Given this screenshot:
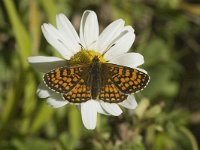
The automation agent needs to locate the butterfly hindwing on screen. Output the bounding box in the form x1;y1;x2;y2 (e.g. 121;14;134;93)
99;77;128;103
63;77;91;103
43;65;89;93
102;63;150;94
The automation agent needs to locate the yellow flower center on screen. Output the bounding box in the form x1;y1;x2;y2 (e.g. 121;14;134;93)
67;49;106;66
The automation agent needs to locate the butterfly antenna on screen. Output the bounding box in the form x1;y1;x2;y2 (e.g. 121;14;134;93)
79;43;94;58
79;43;85;50
102;43;115;57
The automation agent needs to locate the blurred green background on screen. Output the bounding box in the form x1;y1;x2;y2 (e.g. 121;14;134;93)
0;0;200;149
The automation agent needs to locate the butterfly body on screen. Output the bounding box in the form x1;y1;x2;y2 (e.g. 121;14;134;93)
88;56;102;99
43;56;150;103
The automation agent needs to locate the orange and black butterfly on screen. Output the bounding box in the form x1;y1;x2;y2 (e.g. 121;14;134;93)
43;56;150;103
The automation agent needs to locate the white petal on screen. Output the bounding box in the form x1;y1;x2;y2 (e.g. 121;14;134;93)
104;26;135;60
76;104;81;112
108;53;144;68
56;14;80;53
97;19;125;53
41;24;74;59
80;10;99;50
120;95;138;109
94;100;110;115
47;94;69;108
76;100;110;115
36;82;52;98
100;101;122;116
81;100;97;130
28;56;67;72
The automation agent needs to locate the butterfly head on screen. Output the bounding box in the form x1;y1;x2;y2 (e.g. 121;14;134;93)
91;56;102;69
92;56;100;62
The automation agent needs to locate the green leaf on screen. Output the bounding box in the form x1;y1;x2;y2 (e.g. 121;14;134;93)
144;105;162;119
12;138;51;150
20;72;37;134
40;0;58;25
179;126;199;150
135;98;150;119
3;0;31;69
68;105;82;139
29;0;41;54
30;103;54;133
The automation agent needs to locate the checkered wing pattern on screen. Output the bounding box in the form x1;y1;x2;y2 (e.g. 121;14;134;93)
103;63;150;94
63;78;91;103
43;65;89;93
99;78;128;103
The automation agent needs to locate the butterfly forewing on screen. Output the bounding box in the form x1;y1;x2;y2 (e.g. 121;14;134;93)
43;65;89;93
103;63;150;94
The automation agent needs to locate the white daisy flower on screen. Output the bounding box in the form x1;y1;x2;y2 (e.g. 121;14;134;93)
28;10;148;130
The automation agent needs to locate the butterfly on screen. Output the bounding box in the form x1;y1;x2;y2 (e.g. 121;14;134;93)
43;56;150;103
